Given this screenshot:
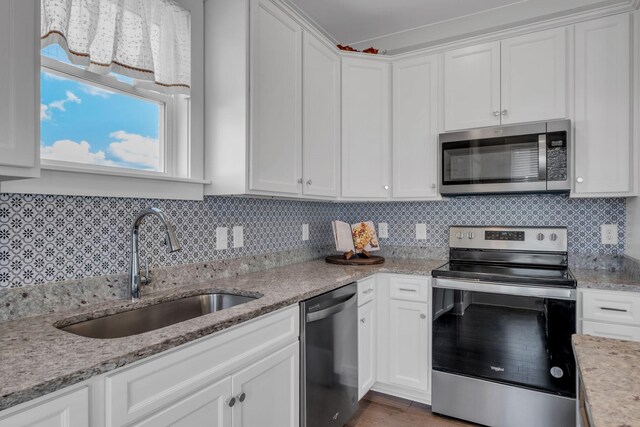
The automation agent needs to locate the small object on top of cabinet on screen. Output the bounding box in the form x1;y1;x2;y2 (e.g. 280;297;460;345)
325;255;385;265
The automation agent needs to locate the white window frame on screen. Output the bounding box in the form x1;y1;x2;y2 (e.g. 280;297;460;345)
40;56;177;179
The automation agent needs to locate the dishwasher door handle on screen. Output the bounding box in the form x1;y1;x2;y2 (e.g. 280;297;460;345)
306;293;358;323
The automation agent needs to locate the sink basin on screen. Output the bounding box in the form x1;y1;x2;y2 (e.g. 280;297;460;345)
59;293;259;339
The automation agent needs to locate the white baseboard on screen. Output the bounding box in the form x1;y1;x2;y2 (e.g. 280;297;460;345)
369;382;431;405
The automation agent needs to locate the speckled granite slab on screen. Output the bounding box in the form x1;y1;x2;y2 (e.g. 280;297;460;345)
573;335;640;427
574;269;640;292
0;258;443;411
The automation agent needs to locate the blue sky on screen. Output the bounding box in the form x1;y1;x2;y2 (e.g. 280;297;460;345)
40;45;162;171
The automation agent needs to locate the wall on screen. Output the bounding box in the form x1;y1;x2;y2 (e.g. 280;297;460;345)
0;193;334;289
338;194;626;255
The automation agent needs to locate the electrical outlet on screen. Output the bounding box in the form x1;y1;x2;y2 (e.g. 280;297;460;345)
302;224;309;241
416;223;427;240
233;226;244;248
216;227;228;250
378;223;389;239
601;224;619;245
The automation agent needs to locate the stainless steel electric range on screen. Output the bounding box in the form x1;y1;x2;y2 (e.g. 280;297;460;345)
431;226;576;427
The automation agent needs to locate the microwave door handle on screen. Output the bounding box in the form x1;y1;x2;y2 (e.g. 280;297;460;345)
538;134;547;182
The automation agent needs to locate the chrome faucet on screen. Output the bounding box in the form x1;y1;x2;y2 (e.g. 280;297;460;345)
129;207;182;300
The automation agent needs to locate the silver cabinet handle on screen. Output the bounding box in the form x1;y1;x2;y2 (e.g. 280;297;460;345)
600;307;628;313
237;392;246;403
431;184;436;189
501;109;508;116
306;179;312;185
399;288;417;292
227;397;236;407
363;289;374;294
493;111;500;117
576;177;584;183
360;318;366;323
420;314;426;319
384;185;390;190
297;178;303;184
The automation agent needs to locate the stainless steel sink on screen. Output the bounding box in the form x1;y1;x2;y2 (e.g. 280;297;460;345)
59;293;259;339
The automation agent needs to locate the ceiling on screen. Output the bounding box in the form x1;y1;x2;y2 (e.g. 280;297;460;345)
286;0;632;52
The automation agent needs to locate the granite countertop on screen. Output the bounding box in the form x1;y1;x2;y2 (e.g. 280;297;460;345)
574;269;640;292
573;334;640;427
0;258;444;411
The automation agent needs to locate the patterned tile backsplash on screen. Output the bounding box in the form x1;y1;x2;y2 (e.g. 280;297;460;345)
0;194;335;288
0;192;627;289
337;194;626;255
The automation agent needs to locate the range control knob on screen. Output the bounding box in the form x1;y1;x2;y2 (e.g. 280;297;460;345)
537;233;545;241
549;233;558;242
456;232;465;239
468;232;475;239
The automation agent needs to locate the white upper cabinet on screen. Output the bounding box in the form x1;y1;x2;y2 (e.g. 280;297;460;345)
444;27;567;131
0;0;39;181
302;32;341;198
444;42;501;131
392;54;439;199
342;57;392;199
249;0;302;195
500;27;567;124
573;14;632;196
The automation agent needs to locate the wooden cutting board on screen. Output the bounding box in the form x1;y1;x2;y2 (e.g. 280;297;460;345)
325;255;385;266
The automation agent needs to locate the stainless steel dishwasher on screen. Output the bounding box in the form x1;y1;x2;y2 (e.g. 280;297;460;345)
300;282;358;427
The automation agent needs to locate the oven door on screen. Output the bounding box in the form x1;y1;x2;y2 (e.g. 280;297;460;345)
432;278;576;398
440;123;547;195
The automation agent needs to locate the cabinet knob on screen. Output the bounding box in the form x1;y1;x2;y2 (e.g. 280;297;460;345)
297;178;303;184
493;111;501;117
420;314;426;319
228;397;236;407
360;318;366;323
576;177;584;183
237;392;246;403
384;185;390;190
431;184;436;189
501;109;508;116
306;179;312;185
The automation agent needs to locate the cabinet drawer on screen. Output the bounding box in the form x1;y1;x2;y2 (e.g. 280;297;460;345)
390;276;430;302
106;305;298;426
0;387;88;427
581;321;640;342
581;291;640;326
358;276;376;306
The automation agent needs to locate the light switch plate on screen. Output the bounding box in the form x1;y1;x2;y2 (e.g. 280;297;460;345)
302;224;309;241
416;223;427;240
216;227;228;250
233;226;244;248
601;224;619;245
378;223;389;239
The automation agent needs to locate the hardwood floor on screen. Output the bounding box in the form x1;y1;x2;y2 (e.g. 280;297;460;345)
345;391;478;427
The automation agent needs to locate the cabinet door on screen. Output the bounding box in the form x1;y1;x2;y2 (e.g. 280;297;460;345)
232;342;299;427
342;58;391;199
249;0;302;194
392;55;439;199
0;0;38;174
132;378;232;427
574;14;631;195
302;32;340;198
358;301;376;400
582;321;640;342
444;42;501;131
501;27;567;124
0;388;88;427
388;300;429;391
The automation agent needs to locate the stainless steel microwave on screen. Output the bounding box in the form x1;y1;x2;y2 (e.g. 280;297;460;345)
439;120;571;196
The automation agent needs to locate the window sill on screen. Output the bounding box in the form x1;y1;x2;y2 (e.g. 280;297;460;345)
0;165;209;200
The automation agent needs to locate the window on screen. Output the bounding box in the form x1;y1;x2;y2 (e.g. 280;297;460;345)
40;45;172;174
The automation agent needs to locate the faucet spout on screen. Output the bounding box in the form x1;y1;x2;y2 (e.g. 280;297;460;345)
129;207;182;301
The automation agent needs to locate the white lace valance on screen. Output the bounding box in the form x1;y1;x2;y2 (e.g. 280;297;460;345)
41;0;191;95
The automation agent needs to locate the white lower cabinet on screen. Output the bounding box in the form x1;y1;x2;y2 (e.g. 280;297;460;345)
358;300;376;400
374;274;431;404
0;388;89;427
579;289;640;342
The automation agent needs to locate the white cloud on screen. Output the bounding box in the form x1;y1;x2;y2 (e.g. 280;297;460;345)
40;104;51;121
48;91;81;112
108;131;160;170
79;83;112;98
41;140;114;166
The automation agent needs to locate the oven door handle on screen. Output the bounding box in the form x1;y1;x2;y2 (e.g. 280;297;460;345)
433;278;576;300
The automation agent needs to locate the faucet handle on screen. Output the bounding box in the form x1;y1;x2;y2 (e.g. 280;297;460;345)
140;258;150;286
